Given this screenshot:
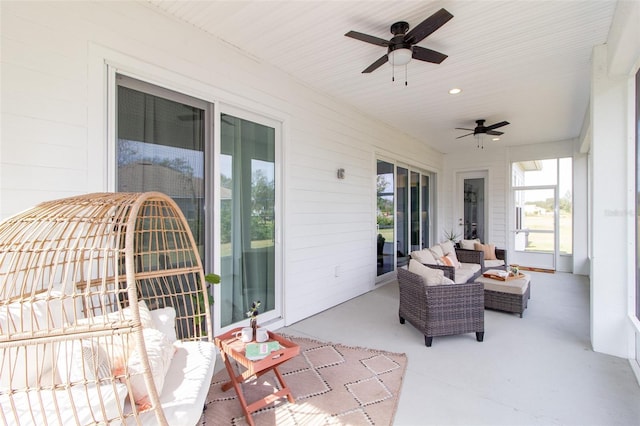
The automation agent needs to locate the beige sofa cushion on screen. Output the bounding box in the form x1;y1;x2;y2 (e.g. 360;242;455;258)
411;249;439;265
408;260;452;285
429;244;445;259
477;275;530;295
439;240;456;255
460;239;481;250
452;263;481;284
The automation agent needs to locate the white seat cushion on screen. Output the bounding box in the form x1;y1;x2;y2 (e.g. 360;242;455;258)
1;383;128;425
126;340;216;425
453;263;481;284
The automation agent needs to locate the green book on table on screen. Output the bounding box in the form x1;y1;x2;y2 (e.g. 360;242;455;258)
245;341;281;361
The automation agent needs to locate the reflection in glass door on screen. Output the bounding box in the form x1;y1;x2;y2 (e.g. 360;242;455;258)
376;161;395;276
220;114;276;327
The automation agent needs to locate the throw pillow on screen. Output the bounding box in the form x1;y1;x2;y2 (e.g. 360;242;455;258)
408;259;445;286
56;339;111;383
122;327;176;411
410;249;438;265
460;239;480;250
149;306;177;343
439;240;455;255
75;300;155;374
440;253;461;269
474;242;497;260
428;244;444;259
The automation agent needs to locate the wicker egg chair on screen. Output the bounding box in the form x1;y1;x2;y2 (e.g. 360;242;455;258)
0;192;216;425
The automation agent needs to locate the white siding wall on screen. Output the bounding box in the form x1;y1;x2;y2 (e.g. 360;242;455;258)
0;2;443;325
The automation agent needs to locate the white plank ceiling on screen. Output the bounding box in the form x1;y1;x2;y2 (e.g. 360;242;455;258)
146;0;617;154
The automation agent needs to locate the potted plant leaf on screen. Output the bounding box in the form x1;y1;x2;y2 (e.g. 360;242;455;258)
193;272;220;335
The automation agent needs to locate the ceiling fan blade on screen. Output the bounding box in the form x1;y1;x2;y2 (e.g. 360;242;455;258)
362;54;389;73
455;127;474;131
456;132;474;139
404;8;454;44
412;46;447;64
486;130;504;136
485;121;510;131
345;31;390;47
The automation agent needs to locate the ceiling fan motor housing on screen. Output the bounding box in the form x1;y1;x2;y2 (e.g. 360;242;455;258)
474;119;486;134
390;21;409;36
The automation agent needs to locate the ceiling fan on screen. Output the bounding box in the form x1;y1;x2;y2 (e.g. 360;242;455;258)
345;8;453;76
456;119;510;148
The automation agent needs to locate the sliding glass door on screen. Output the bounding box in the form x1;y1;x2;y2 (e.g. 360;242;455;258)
115;75;281;333
376;159;434;278
220;112;278;327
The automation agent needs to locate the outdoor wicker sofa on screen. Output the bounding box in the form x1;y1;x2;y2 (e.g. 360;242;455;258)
0;192;215;425
409;241;483;284
455;247;508;272
397;268;484;347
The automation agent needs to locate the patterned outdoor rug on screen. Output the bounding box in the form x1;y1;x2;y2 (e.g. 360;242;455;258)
198;335;407;425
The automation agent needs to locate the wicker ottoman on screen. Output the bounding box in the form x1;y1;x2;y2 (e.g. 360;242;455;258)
476;274;531;318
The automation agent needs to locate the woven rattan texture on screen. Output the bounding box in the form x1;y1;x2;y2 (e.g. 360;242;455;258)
0;192;212;425
397;268;484;346
484;285;531;318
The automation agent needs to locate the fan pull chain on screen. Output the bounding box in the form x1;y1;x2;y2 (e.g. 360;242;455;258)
405;65;408;86
392;64;395;82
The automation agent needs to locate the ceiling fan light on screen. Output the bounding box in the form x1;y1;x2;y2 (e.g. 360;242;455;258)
388;48;412;66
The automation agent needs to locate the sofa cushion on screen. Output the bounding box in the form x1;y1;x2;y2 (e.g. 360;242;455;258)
460;238;481;250
408;260;449;285
440;253;460;269
475;242;497;260
126;340;216;425
410;249;438;265
440;240;456;255
125;328;176;411
429;244;445;259
452;263;482;284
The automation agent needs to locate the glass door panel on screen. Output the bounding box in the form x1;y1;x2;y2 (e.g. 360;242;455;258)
463;178;485;241
421;175;430;247
220;114;275;327
514;188;555;252
116;83;206;261
396;167;409;267
410;171;420;252
376;161;395;276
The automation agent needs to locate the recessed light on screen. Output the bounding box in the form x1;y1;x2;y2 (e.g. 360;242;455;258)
448;88;462;95
492;137;500;141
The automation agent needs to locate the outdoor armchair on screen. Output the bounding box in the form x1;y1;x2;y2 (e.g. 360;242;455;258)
397;268;484;347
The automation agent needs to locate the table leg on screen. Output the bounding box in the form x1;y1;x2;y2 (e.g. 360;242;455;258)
219;351;255;426
273;366;295;404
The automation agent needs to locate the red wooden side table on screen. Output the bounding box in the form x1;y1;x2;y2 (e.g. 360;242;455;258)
214;327;300;426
